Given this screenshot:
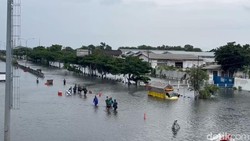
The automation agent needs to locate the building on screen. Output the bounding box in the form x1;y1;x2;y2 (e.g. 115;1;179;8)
76;49;122;58
139;52;203;69
121;50;204;69
103;50;122;58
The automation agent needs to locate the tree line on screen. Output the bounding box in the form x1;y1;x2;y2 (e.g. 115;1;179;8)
13;44;151;85
214;42;250;77
119;44;202;52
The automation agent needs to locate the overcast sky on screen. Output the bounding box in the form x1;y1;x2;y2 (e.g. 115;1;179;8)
0;0;250;51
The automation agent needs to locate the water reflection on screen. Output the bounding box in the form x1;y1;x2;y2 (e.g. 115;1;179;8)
93;105;98;113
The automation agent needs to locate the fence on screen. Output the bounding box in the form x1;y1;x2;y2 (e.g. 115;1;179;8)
213;76;234;88
234;78;250;91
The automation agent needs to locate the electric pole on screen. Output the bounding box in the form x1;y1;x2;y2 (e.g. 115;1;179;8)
5;0;13;141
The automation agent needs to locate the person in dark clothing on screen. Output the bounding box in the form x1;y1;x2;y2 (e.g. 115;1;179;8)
109;97;113;107
105;96;110;108
36;78;39;84
63;79;66;85
82;87;87;96
68;87;72;93
172;120;180;133
73;84;77;94
113;99;118;111
166;93;170;98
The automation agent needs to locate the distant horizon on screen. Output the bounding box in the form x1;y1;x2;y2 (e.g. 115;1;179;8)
0;41;249;52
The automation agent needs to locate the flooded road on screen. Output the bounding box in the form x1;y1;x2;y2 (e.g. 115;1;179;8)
0;61;250;141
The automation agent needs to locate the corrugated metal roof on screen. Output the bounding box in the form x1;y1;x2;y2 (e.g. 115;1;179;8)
163;51;214;57
120;49;214;57
141;52;202;61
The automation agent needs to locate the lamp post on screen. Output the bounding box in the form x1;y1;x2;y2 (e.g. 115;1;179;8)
21;38;35;48
20;38;35;65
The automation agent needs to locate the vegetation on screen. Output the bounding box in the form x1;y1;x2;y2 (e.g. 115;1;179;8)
186;67;209;92
12;43;152;85
119;44;202;52
238;86;242;91
186;67;220;99
199;84;219;99
214;42;250;76
233;87;237;90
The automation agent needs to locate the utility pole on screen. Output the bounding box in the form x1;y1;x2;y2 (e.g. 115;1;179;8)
195;56;200;100
5;0;13;140
147;49;150;63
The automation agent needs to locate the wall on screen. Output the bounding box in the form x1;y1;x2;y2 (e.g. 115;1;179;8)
0;74;5;81
234;78;250;91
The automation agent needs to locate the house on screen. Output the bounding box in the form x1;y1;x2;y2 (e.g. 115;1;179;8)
163;51;215;65
120;49;215;67
202;65;234;87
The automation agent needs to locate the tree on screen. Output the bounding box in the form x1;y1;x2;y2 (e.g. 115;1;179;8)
48;44;62;52
186;66;218;99
215;42;250;76
121;56;151;85
241;65;250;79
184;44;194;51
186;67;209;99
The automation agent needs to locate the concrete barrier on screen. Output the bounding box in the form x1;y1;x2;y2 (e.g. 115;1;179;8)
234;78;250;91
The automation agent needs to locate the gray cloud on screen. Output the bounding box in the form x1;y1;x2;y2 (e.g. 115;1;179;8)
100;0;122;5
0;0;250;50
242;5;250;11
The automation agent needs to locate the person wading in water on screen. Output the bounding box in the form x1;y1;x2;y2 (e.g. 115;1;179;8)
93;95;98;106
113;99;118;111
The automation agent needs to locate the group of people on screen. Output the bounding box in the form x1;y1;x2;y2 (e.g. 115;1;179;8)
63;79;118;111
105;96;118;111
92;95;118;111
67;84;88;96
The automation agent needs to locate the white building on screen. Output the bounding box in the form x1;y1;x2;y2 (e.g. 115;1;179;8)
122;50;206;70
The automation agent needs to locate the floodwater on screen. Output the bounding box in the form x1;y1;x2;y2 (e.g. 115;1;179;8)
0;61;250;141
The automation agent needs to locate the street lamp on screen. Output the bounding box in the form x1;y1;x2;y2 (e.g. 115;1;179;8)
20;38;35;48
20;38;35;63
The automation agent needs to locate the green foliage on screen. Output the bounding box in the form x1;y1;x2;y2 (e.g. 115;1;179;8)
186;67;209;92
15;44;151;85
241;65;250;79
121;56;151;84
118;44;202;51
47;44;62;52
198;89;211;99
12;59;18;65
13;47;32;59
215;42;250;74
199;84;219;99
238;86;242;91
